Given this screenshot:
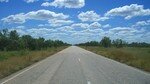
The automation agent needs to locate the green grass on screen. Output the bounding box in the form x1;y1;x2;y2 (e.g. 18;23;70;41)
0;50;29;61
80;46;150;72
0;46;68;79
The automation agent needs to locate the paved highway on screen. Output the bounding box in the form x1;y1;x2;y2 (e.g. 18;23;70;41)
0;46;150;84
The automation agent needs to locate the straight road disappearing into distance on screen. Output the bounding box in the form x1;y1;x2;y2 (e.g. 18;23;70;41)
0;46;150;84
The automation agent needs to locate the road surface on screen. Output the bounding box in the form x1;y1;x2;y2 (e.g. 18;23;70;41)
0;46;150;84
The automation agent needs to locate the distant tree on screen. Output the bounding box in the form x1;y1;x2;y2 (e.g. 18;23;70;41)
35;37;45;50
100;37;111;48
128;42;150;47
0;29;9;51
44;40;54;48
112;39;124;48
0;29;70;51
9;30;19;40
21;35;36;50
6;30;20;50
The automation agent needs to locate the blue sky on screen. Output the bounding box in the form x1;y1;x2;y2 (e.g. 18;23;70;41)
0;0;150;44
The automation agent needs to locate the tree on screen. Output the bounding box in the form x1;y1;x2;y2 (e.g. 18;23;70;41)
6;30;20;50
100;37;111;48
0;29;9;51
128;42;150;47
112;39;124;48
0;29;70;51
21;35;36;50
9;30;19;40
35;37;45;50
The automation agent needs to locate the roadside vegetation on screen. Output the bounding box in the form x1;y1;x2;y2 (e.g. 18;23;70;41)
0;29;70;79
76;36;150;72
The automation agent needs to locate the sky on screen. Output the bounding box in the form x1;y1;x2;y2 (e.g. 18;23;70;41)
0;0;150;44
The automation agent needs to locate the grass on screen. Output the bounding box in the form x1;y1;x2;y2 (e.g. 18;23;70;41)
80;46;150;72
0;46;68;79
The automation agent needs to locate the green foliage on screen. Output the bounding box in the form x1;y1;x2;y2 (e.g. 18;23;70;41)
100;36;111;48
129;42;150;47
0;29;70;51
112;39;126;48
76;36;150;48
76;41;100;46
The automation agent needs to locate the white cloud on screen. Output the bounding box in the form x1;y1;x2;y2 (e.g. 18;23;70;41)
26;10;69;20
133;19;150;27
108;27;143;37
89;22;101;28
70;22;102;29
48;19;74;27
104;26;148;43
1;13;26;24
109;27;134;33
78;11;108;22
24;0;38;3
103;24;111;28
16;26;25;29
58;26;75;32
41;0;85;8
99;17;109;21
0;0;8;2
78;11;100;22
38;24;45;27
27;28;57;34
105;4;150;19
71;23;89;29
1;9;70;26
37;19;74;27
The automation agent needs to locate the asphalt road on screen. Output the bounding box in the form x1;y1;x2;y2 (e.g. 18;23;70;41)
0;46;150;84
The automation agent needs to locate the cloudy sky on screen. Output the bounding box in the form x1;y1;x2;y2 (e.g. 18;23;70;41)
0;0;150;44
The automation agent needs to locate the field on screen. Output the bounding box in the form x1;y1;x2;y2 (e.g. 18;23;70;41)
0;46;68;79
81;46;150;72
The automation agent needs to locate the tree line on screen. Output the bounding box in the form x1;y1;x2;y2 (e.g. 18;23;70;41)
0;29;70;51
76;36;150;48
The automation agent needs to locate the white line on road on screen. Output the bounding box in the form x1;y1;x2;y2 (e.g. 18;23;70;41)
78;58;81;62
0;60;43;84
87;81;91;84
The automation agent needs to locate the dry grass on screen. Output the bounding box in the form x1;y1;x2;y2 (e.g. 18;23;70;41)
81;46;150;72
0;46;68;79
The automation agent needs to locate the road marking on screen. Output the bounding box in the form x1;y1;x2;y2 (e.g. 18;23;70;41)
87;81;91;84
78;58;80;61
0;60;42;84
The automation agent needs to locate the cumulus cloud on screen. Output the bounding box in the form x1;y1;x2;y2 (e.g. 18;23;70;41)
103;24;111;28
70;22;102;29
89;22;101;28
105;26;147;42
105;4;150;19
0;0;8;2
1;13;26;24
109;27;132;33
24;0;38;3
71;23;89;29
26;10;69;20
108;27;143;37
48;19;74;27
58;26;75;32
41;0;85;8
16;27;69;40
16;26;25;29
78;11;100;22
99;17;109;21
27;28;57;35
78;11;108;22
1;9;71;27
11;27;58;37
133;19;150;27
